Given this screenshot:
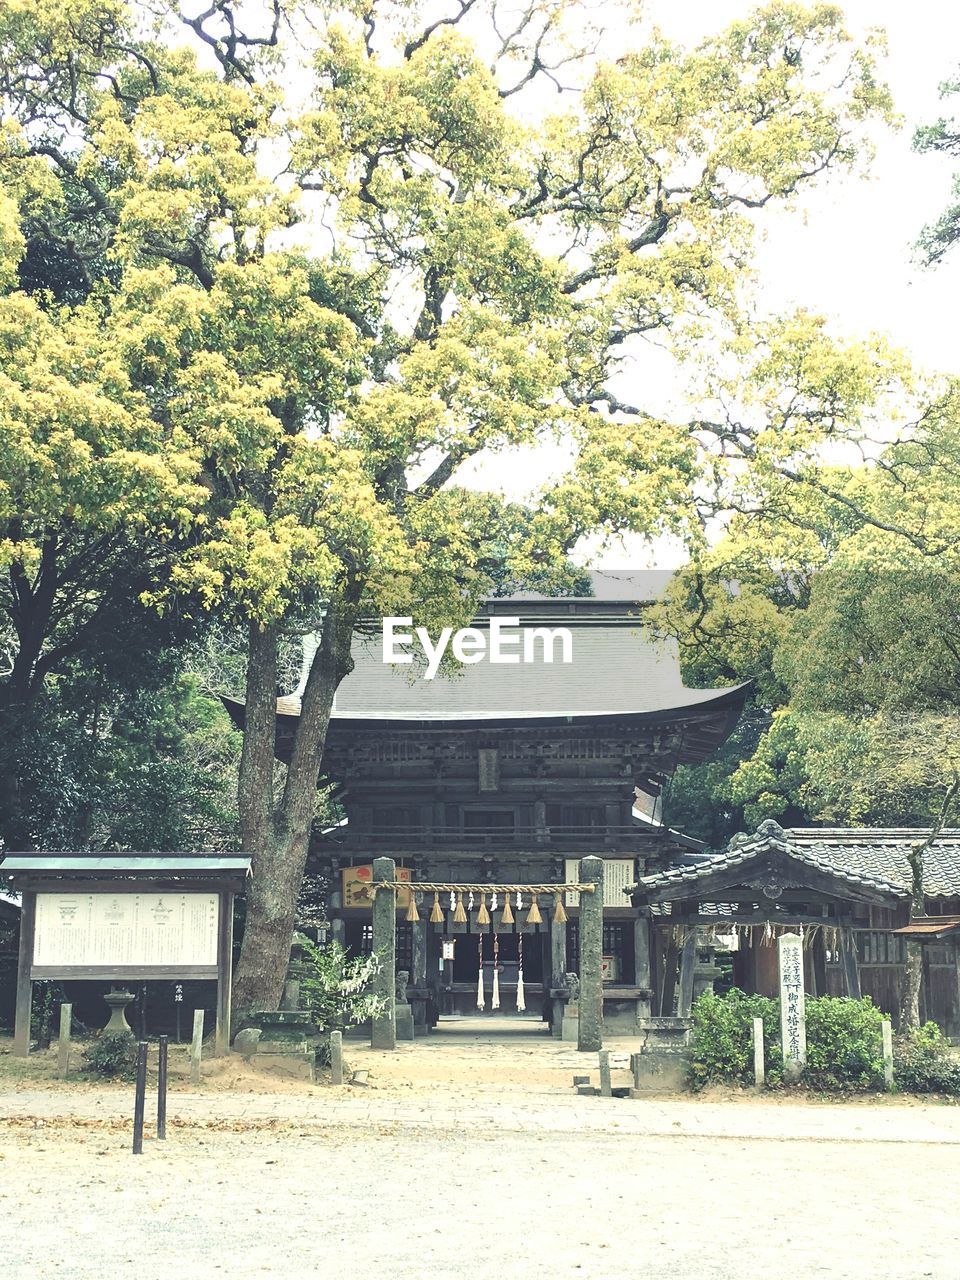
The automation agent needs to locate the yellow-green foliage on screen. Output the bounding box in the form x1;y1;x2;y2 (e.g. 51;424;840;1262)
0;0;899;630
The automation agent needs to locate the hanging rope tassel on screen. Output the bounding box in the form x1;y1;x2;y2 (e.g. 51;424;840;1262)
477;893;490;926
477;933;485;1011
500;895;514;926
526;894;542;926
553;892;567;924
516;932;526;1013
405;892;420;923
430;891;444;924
492;934;500;1010
453;891;467;924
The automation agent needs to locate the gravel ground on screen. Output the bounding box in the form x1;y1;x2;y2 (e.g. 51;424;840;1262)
2;1023;959;1280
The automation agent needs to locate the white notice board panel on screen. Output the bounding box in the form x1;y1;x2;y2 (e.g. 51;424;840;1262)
564;859;635;908
33;892;220;969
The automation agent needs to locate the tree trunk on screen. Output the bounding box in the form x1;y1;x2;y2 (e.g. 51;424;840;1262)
232;600;356;1029
898;772;960;1032
900;941;923;1031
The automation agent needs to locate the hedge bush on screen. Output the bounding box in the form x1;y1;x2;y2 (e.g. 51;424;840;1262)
83;1031;138;1079
689;989;885;1091
893;1023;960;1095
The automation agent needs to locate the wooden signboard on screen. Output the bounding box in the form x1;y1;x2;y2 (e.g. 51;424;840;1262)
4;855;250;1060
341;864;412;909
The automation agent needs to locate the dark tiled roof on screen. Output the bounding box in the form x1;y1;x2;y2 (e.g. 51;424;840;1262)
298;621;747;723
636;829;908;899
785;829;960;900
636;825;960;901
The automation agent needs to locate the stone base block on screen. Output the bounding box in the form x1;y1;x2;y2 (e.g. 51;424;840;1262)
576;1084;598;1096
395;1004;415;1042
561;1015;579;1042
253;1052;315;1083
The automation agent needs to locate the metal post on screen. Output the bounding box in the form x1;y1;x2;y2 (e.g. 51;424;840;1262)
190;1009;204;1084
132;1041;148;1155
57;1002;72;1078
157;1035;168;1139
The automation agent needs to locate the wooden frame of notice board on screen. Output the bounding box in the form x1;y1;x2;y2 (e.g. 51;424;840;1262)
2;855;251;1059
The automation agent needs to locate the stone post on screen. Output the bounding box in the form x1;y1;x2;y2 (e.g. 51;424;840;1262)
330;1030;344;1085
371;856;397;1050
777;933;807;1082
57;1002;72;1078
881;1019;894;1091
190;1008;204;1084
598;1049;612;1097
578;856;604;1052
752;1016;765;1088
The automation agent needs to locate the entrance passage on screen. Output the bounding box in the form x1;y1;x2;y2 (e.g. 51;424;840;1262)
445;929;544;1018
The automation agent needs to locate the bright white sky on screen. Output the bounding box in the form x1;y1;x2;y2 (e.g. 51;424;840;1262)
467;0;960;568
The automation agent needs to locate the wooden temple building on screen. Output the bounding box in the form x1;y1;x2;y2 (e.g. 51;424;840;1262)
224;588;960;1040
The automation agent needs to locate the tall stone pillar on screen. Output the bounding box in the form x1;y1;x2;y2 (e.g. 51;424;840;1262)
578;856;604;1052
371;857;397;1050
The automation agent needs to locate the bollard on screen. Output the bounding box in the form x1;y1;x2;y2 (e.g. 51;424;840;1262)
881;1019;894;1091
132;1041;148;1155
190;1009;204;1085
330;1030;344;1086
753;1017;765;1088
57;1002;72;1078
157;1035;168;1139
598;1049;612;1098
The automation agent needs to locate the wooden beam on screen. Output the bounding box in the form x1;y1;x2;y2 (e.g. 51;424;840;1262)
840;928;861;999
215;891;234;1055
13;891;36;1057
677;928;699;1017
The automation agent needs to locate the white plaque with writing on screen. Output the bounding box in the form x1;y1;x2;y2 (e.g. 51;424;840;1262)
33;892;220;969
777;932;807;1078
564;859;635;908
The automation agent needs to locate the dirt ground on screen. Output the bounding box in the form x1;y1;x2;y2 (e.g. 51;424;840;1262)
3;1020;960;1280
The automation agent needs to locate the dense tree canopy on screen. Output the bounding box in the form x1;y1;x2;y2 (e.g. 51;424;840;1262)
0;0;905;1017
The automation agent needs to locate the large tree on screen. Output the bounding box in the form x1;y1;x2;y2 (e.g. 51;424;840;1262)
0;0;896;1021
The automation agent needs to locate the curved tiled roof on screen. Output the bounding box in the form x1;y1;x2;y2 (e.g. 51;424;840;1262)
635;830;908;899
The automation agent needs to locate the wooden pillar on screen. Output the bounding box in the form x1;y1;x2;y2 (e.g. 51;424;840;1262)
330;888;345;947
13;891;36;1058
954;939;960;1039
215;890;234;1055
577;856;604;1052
677;926;699;1017
633;912;652;1021
811;930;828;998
659;937;679;1016
412;917;427;989
840;927;861;999
371;857;397;1050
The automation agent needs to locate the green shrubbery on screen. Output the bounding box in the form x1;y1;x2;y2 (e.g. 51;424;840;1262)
689;989;886;1091
894;1023;960;1095
83;1031;138;1079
